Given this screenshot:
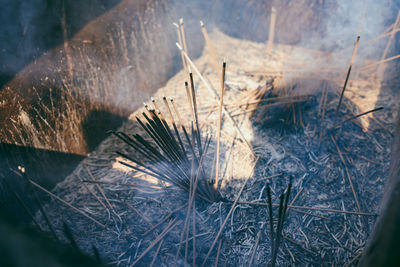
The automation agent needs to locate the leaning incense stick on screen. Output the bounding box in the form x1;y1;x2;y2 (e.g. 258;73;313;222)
200;20;220;75
173;22;188;74
333;107;384;128
29;178;105;228
335;33;361;121
214;60;226;190
17;168;59;241
180;18;189;61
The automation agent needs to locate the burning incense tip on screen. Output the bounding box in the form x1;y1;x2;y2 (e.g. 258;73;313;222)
179;18;184;25
272;7;277;13
173;22;179;28
200;20;204;27
176;42;183;50
169;97;174;102
17;165;25;173
162;96;167;100
151;97;155;102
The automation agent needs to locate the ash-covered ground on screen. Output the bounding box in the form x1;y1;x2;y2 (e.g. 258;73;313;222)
34;29;398;266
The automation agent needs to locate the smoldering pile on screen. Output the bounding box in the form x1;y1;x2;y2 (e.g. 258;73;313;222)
21;18;398;267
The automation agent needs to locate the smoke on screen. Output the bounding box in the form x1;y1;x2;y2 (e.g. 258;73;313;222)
302;0;394;55
265;0;398;92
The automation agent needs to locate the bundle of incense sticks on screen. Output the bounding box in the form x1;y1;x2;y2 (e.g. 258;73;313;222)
111;97;223;203
267;177;292;267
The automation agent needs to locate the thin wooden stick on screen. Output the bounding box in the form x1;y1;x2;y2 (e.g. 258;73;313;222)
176;43;255;157
376;10;400;79
130;218;181;266
214;60;226;190
344;251;362;267
291;208;330;220
201;157;259;266
170;98;184;126
84;165;116;216
359;54;400;71
142;203;187;236
192;197;196;267
257;173;283;181
180;18;189;61
125;201;154;227
29;179;105;228
291;103;297;124
236;201;376;216
333;107;384;128
214;238;223;267
185;81;196;128
163;96;176;124
230;99;310;117
150;239;163;267
17;169;59;240
249;230;262;267
330;135;361;212
249;84;271;118
266;7;277;56
173;22;188;75
200;94;311;109
298;104;304;127
76;172;108;210
321;84;329;121
318;86;326;116
187;74;203;160
335;33;361;121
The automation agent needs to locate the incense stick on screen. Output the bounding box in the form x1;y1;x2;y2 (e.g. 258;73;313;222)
335;33;361;121
28;178;105;228
214;60;226;190
266;7;277;56
2;179;42;230
249;230;261;266
180;18;189;62
184;81;196;126
17;168;59;240
176;43;255;157
200;20;220;75
236;201;375;216
333;107;384;128
330;135;361;212
130;218;181;266
189;72;202;156
173;22;188;76
170;97;184;126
